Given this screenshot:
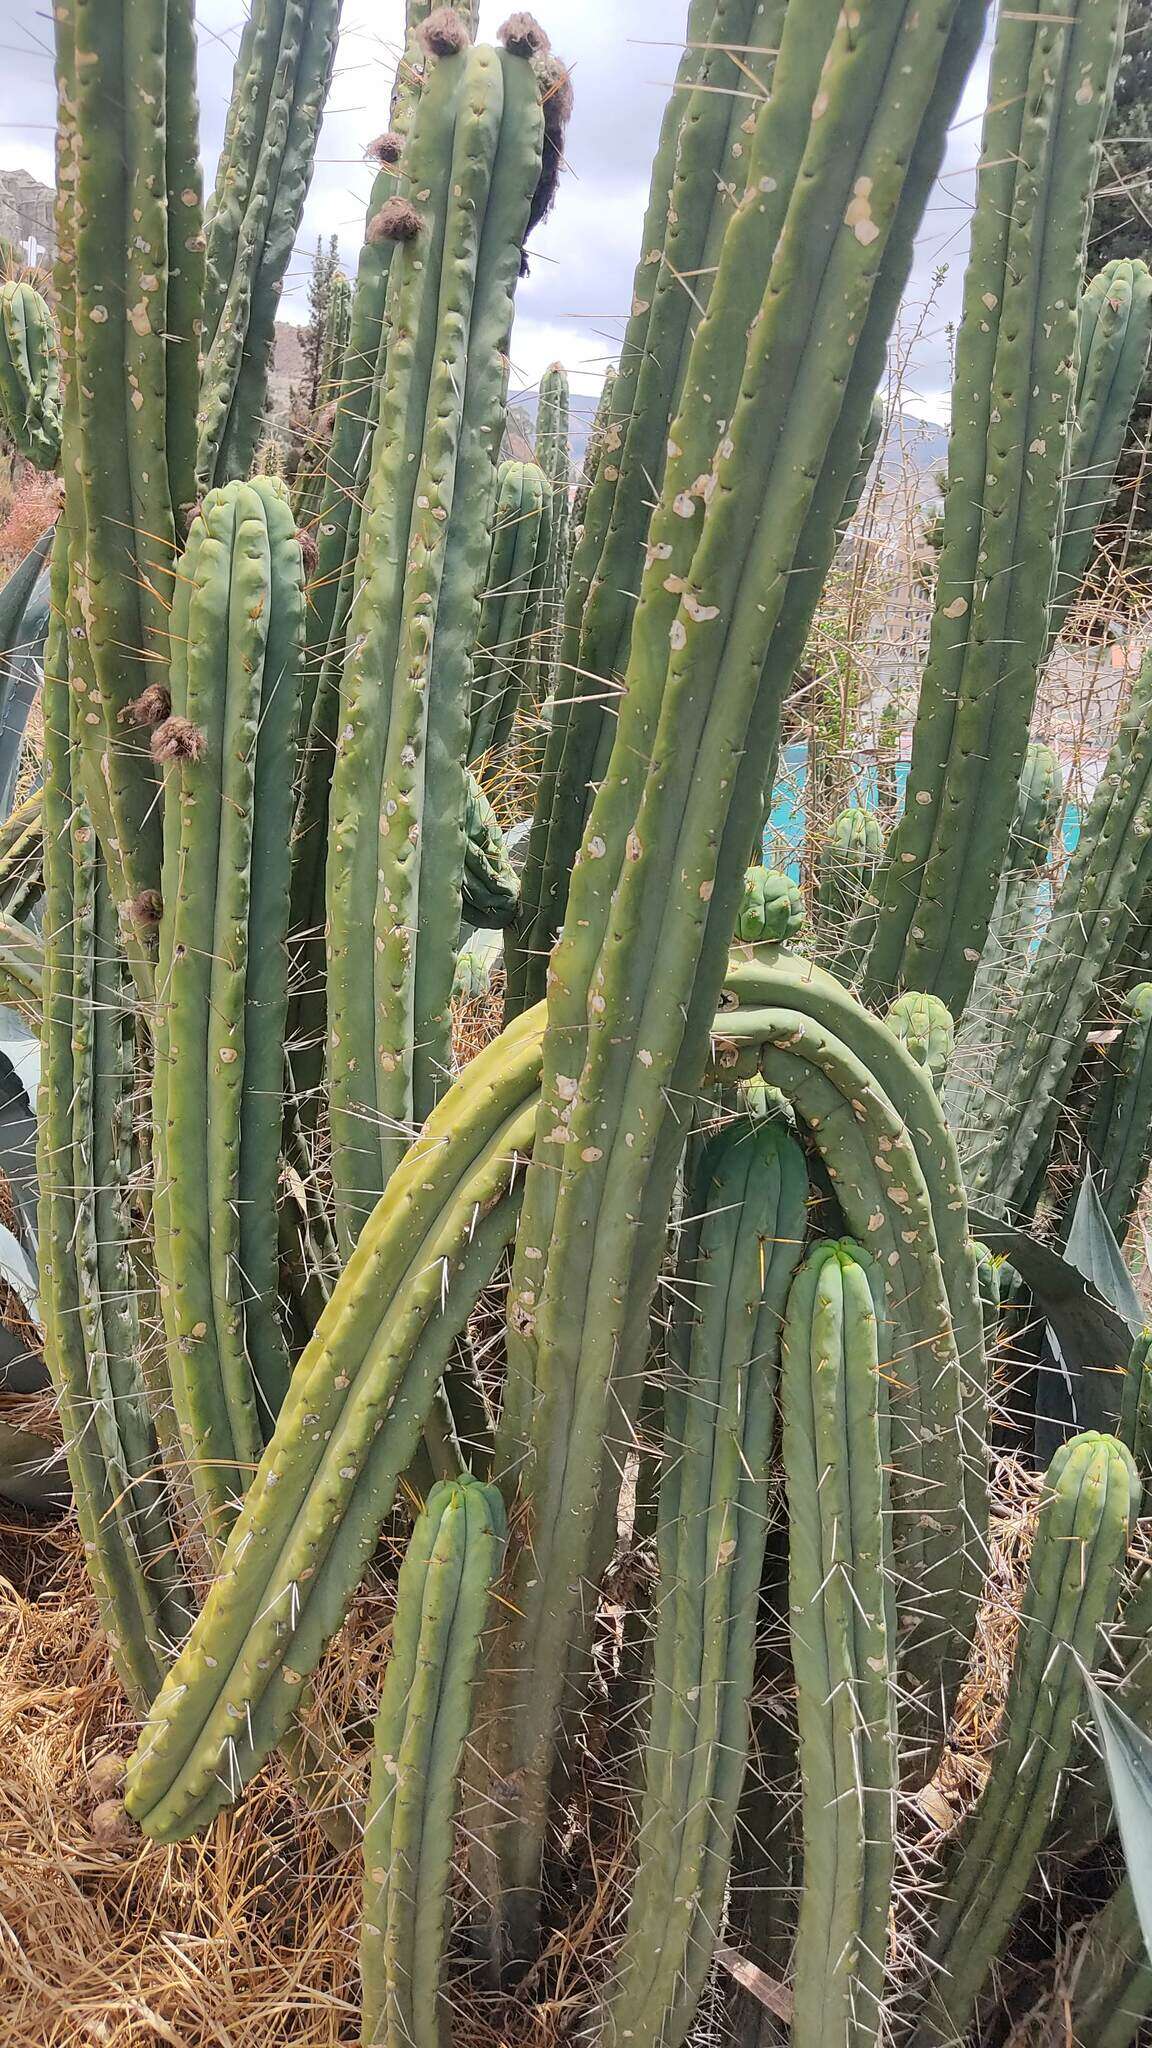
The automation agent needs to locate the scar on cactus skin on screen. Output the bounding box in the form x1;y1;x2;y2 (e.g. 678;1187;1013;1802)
128;889;164;928
150;716;206;764
369;197;422;244
418;8;471;57
118;684;172;727
366;130;403;166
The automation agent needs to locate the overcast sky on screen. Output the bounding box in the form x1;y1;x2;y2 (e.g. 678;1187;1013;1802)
0;1;994;420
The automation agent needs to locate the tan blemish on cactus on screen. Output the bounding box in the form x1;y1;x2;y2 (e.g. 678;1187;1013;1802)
942;595;968;617
151;715;205;763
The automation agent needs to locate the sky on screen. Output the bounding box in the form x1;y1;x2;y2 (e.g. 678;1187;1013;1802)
0;0;994;421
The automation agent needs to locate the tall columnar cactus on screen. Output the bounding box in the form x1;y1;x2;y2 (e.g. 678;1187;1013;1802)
857;0;1127;1016
598;1117;807;2048
292;267;353;531
507;0;785;1016
38;535;187;1710
783;1240;896;2048
816;802;884;937
468;458;551;761
945;739;1064;1133
0;280;61;470
532;361;570;698
885;990;954;1089
151;477;305;1547
326;22;553;1250
1081;981;1152;1241
571;363;615;535
196;0;343;488
361;1476;505;2048
1048;257;1152;648
913;1431;1139;2048
964;656;1152;1215
52;0;204;959
476;2;989;1956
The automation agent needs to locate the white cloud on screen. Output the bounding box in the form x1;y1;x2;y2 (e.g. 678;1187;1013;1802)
0;1;990;422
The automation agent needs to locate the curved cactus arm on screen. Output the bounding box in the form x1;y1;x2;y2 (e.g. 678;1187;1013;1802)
196;0;343;489
1049;257;1152;652
124;1009;544;1840
0;282;61;470
38;534;187;1711
964;655;1152;1215
51;0;203;959
326;28;552;1249
783;1241;896;2047
858;0;1127;1016
507;0;786;1017
152;478;305;1548
913;1432;1139;2048
469;458;551;763
361;1476;505;2048
124;943;973;1844
597;1118;808;2048
476;2;990;1961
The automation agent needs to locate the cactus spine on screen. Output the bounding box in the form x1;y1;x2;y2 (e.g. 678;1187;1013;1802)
816;803;884;943
468;458;551;762
152;477;305;1544
196;0;343;488
0;281;61;470
326;27;552;1249
599;1117;807;2048
474;5;989;1954
859;0;1127;1015
361;1477;505;2048
913;1431;1139;2046
783;1241;896;2047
